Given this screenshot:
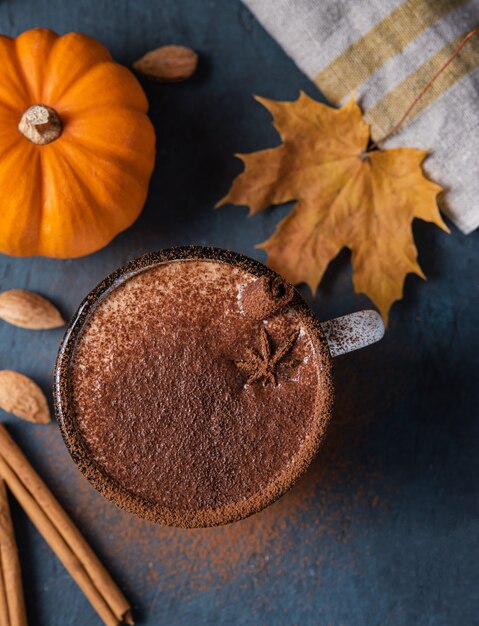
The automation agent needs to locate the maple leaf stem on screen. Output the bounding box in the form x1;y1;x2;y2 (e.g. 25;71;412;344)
370;26;478;150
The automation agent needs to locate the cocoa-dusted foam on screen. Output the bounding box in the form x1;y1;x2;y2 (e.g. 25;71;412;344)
56;249;333;527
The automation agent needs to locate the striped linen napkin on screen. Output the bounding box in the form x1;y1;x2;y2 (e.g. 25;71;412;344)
242;0;479;234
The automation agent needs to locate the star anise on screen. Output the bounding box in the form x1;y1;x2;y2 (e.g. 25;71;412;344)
235;326;300;386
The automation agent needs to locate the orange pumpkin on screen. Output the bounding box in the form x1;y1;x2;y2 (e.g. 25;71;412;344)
0;28;155;258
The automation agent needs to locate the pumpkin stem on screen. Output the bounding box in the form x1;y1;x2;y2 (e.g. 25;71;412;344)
18;105;62;145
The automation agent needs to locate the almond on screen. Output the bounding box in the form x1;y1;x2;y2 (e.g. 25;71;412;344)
133;45;198;82
0;289;64;330
0;370;50;423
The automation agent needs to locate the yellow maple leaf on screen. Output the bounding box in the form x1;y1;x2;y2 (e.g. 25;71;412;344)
217;93;449;323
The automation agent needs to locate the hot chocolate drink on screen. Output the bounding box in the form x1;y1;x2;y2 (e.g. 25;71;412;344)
56;248;333;527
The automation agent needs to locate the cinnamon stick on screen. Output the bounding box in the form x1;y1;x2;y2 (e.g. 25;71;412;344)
0;478;27;626
0;425;133;626
0;453;119;626
0;550;9;626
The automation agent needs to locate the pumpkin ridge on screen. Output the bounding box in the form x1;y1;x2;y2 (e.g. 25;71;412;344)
57;102;150;118
55;61;149;114
41;33;113;103
63;114;155;179
36;148;45;248
57;139;148;207
15;29;60;103
51;63;114;111
0;145;42;255
0;36;30;109
0;135;24;161
0;101;25;115
12;37;34;103
39;147;118;257
68;143;152;185
47;140;149;245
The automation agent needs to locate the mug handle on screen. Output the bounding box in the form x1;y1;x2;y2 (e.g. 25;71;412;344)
320;310;384;357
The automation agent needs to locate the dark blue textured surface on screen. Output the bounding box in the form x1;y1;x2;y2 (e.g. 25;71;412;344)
0;1;477;625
